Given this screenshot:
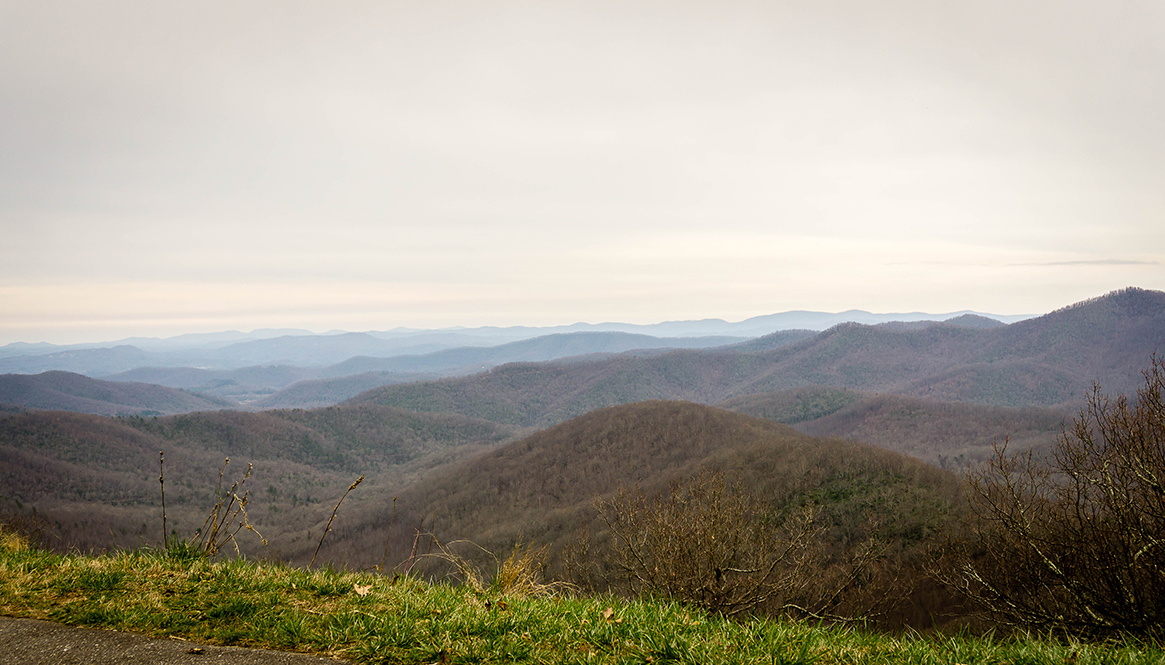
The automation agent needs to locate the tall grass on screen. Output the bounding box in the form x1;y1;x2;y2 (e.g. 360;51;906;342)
0;535;1160;665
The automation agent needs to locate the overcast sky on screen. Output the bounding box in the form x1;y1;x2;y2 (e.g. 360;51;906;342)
1;1;1162;344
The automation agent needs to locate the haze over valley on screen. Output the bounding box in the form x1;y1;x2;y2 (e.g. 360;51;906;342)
1;288;1161;586
0;305;1029;409
3;1;1165;637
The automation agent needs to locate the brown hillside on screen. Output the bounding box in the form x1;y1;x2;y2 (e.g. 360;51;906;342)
899;361;1083;407
979;286;1165;396
721;387;1067;467
718;386;864;424
345;288;1164;425
0;371;234;416
321;401;962;586
250;371;436;410
0;406;521;557
0;411;254;553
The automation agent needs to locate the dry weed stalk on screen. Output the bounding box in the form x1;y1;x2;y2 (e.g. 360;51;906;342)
379;496;397;573
309;475;364;570
495;542;563;597
192;457;267;557
0;526;28;553
158;451;167;548
430;538;491;593
429;537;569;597
420;521;436;578
402;525;425;575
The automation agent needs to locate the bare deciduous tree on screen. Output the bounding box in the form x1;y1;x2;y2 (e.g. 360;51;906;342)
594;470;885;619
950;356;1165;636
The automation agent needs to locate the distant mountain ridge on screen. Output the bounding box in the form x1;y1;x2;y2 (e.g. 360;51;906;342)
0;371;233;416
83;332;755;408
0;307;1024;370
0;332;767;410
248;372;437;410
100;365;436;407
344;288;1164;425
0;331;751;377
246;332;757;409
1;290;1155;417
314;332;749;375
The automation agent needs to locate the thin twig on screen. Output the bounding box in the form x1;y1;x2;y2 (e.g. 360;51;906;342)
404;527;422;574
379;496;397;573
420;520;435;578
158;451;167;550
309;475;364;570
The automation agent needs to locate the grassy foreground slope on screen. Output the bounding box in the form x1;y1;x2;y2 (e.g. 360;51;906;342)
0;542;1160;665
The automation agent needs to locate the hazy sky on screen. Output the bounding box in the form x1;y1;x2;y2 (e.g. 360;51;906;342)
2;1;1163;344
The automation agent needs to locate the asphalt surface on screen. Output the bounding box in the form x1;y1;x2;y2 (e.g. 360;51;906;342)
0;616;346;664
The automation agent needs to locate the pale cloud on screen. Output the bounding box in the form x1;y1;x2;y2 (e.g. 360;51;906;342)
1;1;1163;344
1015;259;1161;267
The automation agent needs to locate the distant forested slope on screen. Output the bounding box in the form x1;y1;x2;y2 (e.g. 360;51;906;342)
720;386;1066;468
0;406;521;557
345;288;1164;426
319;401;962;600
0;371;234;416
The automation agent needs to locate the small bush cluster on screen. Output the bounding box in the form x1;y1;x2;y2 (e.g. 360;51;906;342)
946;356;1165;637
589;471;882;619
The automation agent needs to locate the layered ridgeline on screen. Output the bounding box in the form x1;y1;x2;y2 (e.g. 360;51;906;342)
84;332;749;407
107;366;436;408
246;332;761;409
0;332;761;410
0;371;234;416
2;289;1158;414
0;406;522;557
345;288;1165;426
0;383;1060;559
3;331;752;396
0;305;1021;375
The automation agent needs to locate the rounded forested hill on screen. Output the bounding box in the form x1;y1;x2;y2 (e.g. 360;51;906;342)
325;400;962;582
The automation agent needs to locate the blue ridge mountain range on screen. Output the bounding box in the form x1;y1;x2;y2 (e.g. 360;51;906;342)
0;307;1031;366
0;289;1160;416
341;287;1165;426
0;287;1161;585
